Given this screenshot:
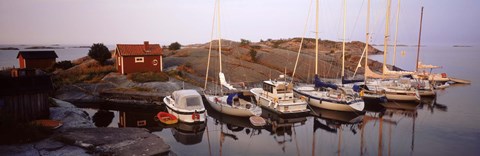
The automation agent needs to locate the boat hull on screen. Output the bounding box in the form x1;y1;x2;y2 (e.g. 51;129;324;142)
205;95;260;117
163;97;206;123
294;89;365;112
384;91;420;101
250;88;309;115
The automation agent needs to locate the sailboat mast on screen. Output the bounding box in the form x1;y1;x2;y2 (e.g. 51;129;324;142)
382;0;391;76
364;0;371;83
216;0;224;96
315;0;319;76
415;7;424;72
217;0;222;73
341;0;346;81
392;0;401;68
204;0;218;90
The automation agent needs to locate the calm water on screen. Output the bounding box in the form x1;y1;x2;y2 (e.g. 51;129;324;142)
4;44;474;155
78;46;480;156
0;44;115;69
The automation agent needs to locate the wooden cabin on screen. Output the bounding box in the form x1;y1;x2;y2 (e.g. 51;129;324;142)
114;41;163;74
17;51;58;69
0;69;53;122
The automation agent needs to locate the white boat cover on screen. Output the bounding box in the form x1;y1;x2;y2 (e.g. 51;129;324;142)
171;90;204;110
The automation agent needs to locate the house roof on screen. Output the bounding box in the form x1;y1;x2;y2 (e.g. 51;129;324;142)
17;51;58;59
116;44;162;56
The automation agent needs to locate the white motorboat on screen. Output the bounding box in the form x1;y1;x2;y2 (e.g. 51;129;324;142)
163;89;206;123
250;80;309;115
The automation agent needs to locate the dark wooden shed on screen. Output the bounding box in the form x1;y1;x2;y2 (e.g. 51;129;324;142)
0;72;53;123
17;51;58;69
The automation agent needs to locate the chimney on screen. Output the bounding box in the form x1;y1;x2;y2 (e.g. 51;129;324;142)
144;41;150;52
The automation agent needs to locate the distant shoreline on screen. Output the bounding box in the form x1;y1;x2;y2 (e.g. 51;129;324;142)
452;45;472;47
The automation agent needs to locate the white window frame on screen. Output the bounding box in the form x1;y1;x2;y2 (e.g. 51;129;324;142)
135;57;144;63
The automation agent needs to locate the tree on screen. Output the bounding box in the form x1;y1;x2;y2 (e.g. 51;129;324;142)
88;43;111;65
240;39;251;46
168;42;181;50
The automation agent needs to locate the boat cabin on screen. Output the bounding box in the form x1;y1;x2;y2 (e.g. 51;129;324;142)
171;90;204;110
262;81;294;100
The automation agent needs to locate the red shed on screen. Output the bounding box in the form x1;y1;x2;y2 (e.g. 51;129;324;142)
114;41;163;74
17;51;58;69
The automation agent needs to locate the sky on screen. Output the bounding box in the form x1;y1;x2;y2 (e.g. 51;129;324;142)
0;0;479;46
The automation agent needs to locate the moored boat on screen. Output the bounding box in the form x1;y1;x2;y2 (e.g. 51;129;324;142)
156;112;178;125
163;89;206;123
250;80;309;115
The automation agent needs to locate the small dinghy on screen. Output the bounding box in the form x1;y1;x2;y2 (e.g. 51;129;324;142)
434;82;450;89
249;116;266;127
30;119;63;130
156;112;178;125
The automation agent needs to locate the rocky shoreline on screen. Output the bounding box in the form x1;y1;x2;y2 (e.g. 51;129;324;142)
0;99;171;156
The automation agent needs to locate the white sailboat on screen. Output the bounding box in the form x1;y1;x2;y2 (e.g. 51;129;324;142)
293;0;365;112
364;0;421;101
163;89;206;123
204;0;261;117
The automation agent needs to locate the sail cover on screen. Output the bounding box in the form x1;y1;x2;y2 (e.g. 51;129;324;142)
219;72;236;90
418;61;441;69
226;93;238;106
314;75;338;89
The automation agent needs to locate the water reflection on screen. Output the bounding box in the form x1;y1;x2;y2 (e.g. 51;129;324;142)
118;110;162;131
172;122;206;145
92;110;114;127
80;95;456;155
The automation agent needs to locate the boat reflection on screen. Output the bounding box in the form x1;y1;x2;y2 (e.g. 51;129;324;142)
369;101;419;156
419;96;448;113
312;107;364;156
261;107;307;153
171;122;206;145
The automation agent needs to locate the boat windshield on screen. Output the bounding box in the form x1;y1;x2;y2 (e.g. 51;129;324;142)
185;97;202;107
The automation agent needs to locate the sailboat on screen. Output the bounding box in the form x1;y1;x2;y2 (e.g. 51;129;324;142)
204;0;261;117
364;0;421;101
293;0;365;112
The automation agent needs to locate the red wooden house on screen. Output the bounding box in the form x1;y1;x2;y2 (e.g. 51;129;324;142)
114;41;163;74
17;51;58;69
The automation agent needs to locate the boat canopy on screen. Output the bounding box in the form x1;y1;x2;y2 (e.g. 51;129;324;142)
314;75;338;90
172;90;204;110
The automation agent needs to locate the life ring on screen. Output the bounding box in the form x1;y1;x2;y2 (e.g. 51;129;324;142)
192;112;200;120
152;59;159;66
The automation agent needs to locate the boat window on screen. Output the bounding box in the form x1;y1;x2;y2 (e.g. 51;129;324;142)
263;83;273;93
185;97;201;107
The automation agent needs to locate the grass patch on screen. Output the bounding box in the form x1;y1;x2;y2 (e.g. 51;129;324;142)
53;59;116;86
127;72;169;83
